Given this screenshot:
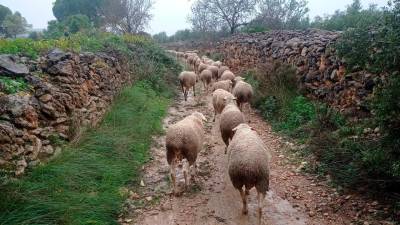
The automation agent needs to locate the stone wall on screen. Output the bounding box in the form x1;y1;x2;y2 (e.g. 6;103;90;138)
168;29;378;116
0;49;131;175
218;30;379;116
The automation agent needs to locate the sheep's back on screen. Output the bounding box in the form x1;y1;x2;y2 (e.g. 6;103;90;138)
228;131;270;193
220;105;245;138
166;119;203;164
233;82;253;103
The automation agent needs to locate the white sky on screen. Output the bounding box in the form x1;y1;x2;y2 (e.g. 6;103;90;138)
0;0;389;35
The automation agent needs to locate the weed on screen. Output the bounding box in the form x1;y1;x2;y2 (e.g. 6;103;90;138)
0;76;30;94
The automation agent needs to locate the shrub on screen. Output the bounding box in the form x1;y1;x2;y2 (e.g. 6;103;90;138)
0;76;30;94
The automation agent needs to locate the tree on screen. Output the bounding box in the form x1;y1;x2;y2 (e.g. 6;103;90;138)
256;0;309;30
44;15;93;39
102;0;154;34
189;0;221;35
152;32;168;43
2;12;31;38
0;4;12;35
0;4;11;25
52;0;104;25
28;31;43;40
190;0;258;34
310;0;384;31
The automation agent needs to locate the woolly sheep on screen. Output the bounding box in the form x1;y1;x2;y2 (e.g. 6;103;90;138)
232;80;253;111
198;63;208;75
179;71;197;101
200;69;213;92
212;61;222;68
212;89;234;122
221;70;236;81
219;96;245;152
218;66;229;78
166;112;207;194
227;123;270;219
207;65;219;80
211;80;233;92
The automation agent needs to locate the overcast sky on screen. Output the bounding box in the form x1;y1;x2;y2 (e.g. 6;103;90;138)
0;0;389;35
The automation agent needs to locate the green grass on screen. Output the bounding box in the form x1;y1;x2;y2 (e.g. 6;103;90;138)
0;82;170;225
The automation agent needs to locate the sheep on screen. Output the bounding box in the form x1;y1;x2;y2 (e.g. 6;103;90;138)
212;61;222;68
227;123;270;220
197;63;208;75
218;66;229;78
178;71;197;101
232;80;253;111
211;80;233;92
221;70;236;81
207;65;219;80
200;69;213;92
219;96;245;152
166;112;207;195
212;89;234;122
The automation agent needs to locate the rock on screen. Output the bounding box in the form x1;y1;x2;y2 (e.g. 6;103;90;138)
47;48;69;63
140;180;145;187
301;47;308;56
287;37;301;48
47;61;74;76
15;159;27;176
0;55;29;76
39;94;53;103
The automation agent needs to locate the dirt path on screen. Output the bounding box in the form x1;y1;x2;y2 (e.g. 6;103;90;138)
120;83;389;225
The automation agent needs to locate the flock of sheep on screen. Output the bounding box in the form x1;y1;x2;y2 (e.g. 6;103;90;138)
165;50;271;220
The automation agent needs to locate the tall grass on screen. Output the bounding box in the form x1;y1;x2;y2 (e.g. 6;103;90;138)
0;82;170;225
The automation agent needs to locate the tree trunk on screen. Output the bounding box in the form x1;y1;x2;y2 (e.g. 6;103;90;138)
230;26;235;34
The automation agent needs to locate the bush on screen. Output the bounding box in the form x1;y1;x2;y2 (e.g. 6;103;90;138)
0;76;30;94
246;60;400;193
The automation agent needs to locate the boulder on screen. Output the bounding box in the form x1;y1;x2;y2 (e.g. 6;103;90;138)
0;55;29;76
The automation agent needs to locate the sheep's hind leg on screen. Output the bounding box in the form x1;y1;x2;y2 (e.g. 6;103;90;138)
239;188;248;215
213;111;216;122
170;161;177;195
183;162;190;190
257;191;266;223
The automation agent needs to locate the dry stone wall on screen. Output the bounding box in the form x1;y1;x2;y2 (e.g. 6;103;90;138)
215;30;378;116
0;49;131;175
167;29;378;116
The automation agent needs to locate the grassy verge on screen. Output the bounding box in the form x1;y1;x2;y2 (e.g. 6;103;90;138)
0;82;170;225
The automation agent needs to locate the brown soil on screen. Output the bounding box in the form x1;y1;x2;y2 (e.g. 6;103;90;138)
119;83;393;225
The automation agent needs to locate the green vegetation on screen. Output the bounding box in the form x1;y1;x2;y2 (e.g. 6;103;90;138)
0;32;154;60
0;29;181;224
0;77;30;94
311;0;383;31
0;83;170;225
45;14;94;39
244;58;399;193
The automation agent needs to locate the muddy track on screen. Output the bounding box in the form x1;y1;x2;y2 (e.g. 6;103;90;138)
120;83;387;225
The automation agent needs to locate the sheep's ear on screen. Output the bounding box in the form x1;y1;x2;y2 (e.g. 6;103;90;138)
223;96;228;100
251;127;256;131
